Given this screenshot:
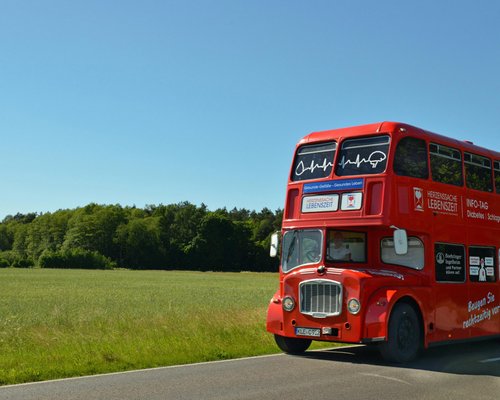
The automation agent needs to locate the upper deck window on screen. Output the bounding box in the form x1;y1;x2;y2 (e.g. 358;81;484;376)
336;136;390;177
393;137;429;179
464;152;493;192
429;143;463;187
495;161;500;194
291;142;336;181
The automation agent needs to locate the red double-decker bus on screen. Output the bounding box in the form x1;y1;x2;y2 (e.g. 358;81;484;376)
267;122;500;362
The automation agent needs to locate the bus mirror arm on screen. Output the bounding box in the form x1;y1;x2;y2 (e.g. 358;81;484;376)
390;225;408;255
270;232;280;258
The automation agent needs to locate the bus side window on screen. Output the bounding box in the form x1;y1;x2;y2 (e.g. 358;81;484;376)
468;246;497;283
381;237;424;270
326;230;366;263
394;137;429;179
494;161;500;194
465;153;493;192
429;143;463;186
435;243;466;283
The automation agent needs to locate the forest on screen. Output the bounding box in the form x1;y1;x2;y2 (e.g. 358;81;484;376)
0;202;282;271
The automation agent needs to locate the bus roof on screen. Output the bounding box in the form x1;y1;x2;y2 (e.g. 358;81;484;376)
299;122;500;160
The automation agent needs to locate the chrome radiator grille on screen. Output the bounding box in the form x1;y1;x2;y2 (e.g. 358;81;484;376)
299;280;342;317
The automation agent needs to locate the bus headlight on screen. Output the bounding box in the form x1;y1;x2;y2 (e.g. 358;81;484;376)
282;296;296;312
347;298;361;315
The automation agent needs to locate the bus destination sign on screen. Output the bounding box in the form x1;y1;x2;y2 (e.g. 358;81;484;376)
303;178;364;194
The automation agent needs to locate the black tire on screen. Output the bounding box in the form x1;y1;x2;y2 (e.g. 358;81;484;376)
379;303;422;363
274;334;312;355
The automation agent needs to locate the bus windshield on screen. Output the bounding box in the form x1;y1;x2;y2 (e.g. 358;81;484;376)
282;229;322;272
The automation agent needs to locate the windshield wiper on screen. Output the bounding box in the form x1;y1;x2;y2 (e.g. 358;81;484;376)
285;230;298;265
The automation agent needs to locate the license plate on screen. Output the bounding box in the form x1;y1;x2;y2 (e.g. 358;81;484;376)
295;327;321;337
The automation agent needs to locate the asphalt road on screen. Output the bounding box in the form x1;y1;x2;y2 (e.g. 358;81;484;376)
1;340;499;400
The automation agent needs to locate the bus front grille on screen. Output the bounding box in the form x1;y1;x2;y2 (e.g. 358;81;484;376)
299;280;342;318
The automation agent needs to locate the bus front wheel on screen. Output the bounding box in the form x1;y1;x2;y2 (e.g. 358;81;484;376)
379;303;422;363
274;334;312;355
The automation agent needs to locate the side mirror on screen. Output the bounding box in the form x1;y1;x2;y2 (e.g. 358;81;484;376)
393;228;408;255
270;232;280;258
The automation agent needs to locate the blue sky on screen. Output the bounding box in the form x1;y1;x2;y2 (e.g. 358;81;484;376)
1;0;499;219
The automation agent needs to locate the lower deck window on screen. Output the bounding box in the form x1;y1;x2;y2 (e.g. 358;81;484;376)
434;243;466;282
381;237;424;270
469;246;497;282
326;231;366;263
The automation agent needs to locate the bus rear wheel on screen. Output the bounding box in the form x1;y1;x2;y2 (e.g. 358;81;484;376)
274;334;312;355
379;303;421;363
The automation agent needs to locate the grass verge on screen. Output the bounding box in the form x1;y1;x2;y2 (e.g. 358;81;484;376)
0;269;334;385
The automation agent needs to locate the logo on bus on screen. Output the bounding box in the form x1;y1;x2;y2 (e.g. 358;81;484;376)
414;187;424;211
436;252;445;264
347;194;355;208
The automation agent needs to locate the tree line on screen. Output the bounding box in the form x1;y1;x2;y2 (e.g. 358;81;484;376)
0;202;282;271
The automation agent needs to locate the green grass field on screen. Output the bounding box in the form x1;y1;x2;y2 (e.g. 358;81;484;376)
0;268;332;385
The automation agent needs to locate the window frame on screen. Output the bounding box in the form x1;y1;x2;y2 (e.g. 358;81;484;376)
291;141;337;182
335;135;391;177
464;152;493;193
281;229;324;273
380;236;425;270
468;245;497;283
494;160;500;194
325;230;367;264
393;136;429;179
429;142;464;187
434;242;466;283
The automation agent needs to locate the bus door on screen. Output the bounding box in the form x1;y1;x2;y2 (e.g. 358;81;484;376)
433;241;470;342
